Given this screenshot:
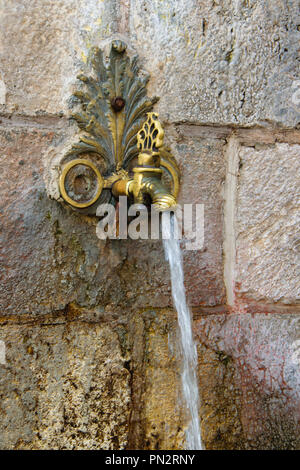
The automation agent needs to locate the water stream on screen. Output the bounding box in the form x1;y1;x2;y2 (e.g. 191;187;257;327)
162;215;203;450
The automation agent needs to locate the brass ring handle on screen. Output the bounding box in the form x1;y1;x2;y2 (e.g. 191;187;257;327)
59;159;104;208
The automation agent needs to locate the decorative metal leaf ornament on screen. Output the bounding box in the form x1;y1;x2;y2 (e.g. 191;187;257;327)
59;40;180;211
67;40;158;173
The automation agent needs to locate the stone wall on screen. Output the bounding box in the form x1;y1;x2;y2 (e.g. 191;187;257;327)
0;0;299;449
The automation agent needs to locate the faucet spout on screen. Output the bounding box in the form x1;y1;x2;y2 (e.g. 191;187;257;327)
112;170;177;211
131;172;177;211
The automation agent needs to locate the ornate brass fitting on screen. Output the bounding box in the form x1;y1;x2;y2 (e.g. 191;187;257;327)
112;113;177;210
58;41;179;213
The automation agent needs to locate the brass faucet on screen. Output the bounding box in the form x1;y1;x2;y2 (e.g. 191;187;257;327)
112;113;177;211
57;42;180;213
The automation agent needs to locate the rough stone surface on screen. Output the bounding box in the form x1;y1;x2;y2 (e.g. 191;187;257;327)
0;0;116;115
1;0;299;126
129;309;186;450
0;0;300;452
130;0;300;127
195;313;300;450
1;308;299;450
0;127;170;314
236;143;300;304
0;320;131;449
0;127;225;314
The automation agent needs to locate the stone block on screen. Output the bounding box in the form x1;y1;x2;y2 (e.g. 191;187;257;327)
130;0;300;126
0;126;226;314
194;312;300;449
0;0;116;115
172;131;226;307
0;128;170;313
1;0;299;127
236;143;300;304
0;321;130;449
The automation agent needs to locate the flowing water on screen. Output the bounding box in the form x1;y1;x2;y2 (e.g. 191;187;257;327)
162;215;203;450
